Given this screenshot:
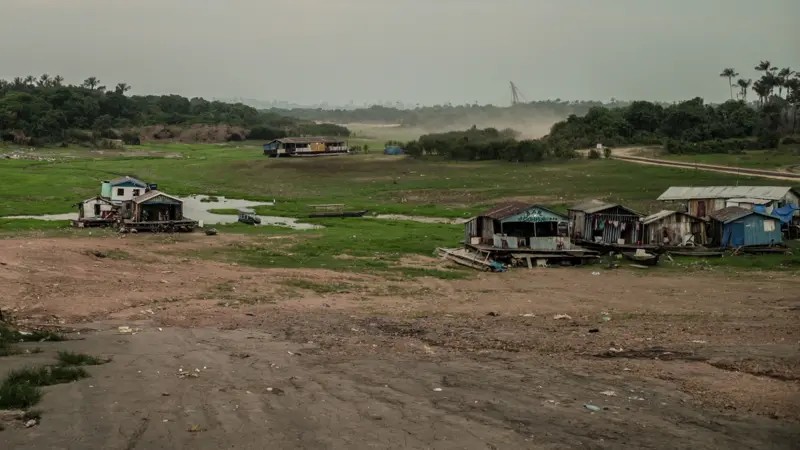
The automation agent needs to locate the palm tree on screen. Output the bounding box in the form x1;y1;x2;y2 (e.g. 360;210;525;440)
736;79;752;101
777;67;794;98
755;60;773;74
37;73;51;87
82;77;100;90
53;75;64;87
23;75;36;86
719;68;738;100
114;82;131;94
752;79;770;107
12;76;24;88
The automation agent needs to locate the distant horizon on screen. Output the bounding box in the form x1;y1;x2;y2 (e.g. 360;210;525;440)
2;0;797;106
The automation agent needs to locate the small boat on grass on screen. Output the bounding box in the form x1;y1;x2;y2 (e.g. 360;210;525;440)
667;250;724;258
622;249;660;266
308;204;368;218
238;209;261;225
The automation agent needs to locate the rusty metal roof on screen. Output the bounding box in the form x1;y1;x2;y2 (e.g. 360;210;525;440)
709;206;777;223
132;190;182;204
568;199;640;215
478;202;533;220
641;210;702;225
658;186;797;201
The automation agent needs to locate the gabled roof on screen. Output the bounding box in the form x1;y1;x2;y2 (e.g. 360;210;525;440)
268;137;345;145
568;199;640;215
641;210;702;225
108;176;147;188
478;202;533;220
657;186;797;201
726;197;772;205
132;190;182;204
709;206;779;224
82;196;116;205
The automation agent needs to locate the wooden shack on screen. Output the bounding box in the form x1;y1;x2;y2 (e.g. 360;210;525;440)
464;202;596;265
122;190;197;232
568;200;642;245
641;210;706;246
709;207;783;248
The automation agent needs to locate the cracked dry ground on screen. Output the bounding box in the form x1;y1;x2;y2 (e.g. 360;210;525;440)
0;234;798;449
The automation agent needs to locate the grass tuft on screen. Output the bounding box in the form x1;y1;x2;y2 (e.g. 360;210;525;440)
56;351;108;366
0;382;42;410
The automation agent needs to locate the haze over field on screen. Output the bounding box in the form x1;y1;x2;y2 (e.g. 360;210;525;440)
1;0;797;106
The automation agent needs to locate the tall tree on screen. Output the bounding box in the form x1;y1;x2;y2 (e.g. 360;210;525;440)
719;68;739;100
82;77;101;90
23;75;36;86
114;83;131;95
736;79;752;101
752;79;770;107
52;75;64;87
777;67;794;98
755;60;774;74
37;74;51;88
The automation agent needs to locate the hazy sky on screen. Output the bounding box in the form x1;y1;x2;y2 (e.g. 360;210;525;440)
1;0;798;106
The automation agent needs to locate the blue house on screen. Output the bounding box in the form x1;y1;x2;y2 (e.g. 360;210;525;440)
709;206;782;247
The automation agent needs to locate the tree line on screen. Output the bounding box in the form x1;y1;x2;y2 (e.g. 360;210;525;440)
0;75;349;145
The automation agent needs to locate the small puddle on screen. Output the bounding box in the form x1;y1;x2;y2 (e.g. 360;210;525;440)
2;195;320;230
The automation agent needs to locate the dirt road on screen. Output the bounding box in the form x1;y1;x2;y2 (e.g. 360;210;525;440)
1;234;798;449
611;147;800;182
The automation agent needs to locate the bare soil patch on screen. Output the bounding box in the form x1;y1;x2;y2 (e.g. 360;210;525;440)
1;234;798;448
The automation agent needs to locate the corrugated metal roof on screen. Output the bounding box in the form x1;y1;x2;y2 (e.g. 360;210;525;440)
269;137;346;145
478;202;533;220
709;206;777;223
568;200;639;215
108;176;147;187
641;210;701;225
657;186;796;201
726;197;771;205
133;190;182;204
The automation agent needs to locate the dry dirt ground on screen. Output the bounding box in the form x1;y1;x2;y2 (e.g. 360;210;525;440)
0;234;798;449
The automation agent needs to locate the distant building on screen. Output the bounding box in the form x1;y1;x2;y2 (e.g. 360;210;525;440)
568;200;642;245
263;137;349;157
709;206;782;247
464;202;572;251
103;176;149;202
640;210;706;246
657;186;800;222
77;197;118;223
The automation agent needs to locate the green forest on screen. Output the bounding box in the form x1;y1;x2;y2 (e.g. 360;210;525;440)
402;60;799;161
0;75;349;145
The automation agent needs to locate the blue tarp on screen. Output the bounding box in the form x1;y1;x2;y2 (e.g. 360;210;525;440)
384;146;405;155
772;205;799;224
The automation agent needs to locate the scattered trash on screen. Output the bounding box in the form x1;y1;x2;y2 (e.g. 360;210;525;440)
584;404;602;412
628;396;645;401
244;313;255;317
25;419;38;428
231;352;250;359
591;272;601;276
691;340;707;344
177;368;199;379
162;419;169;423
553;314;572;320
433;388;443;392
522;313;536;317
486;311;499;317
205;228;218;236
158;328;163;332
600;390;617;397
268;387;285;395
588;328;600;333
601;312;612;322
187;424;205;433
118;326;133;334
161;392;170;397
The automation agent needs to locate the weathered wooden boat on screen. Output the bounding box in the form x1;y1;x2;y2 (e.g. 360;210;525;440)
238;209;261;225
622;250;660;266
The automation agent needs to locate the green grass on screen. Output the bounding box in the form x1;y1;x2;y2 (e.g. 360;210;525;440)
56;351;108;366
207;208;240;215
2;142;795;220
0;380;42;409
664;253;800;272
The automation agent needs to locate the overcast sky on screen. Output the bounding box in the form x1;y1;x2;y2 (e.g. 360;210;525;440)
1;0;798;106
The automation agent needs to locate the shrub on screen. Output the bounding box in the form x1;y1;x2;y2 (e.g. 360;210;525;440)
57;351;107;366
587;149;601;159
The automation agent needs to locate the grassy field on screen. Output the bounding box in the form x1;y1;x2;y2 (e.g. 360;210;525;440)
1;141;798;274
